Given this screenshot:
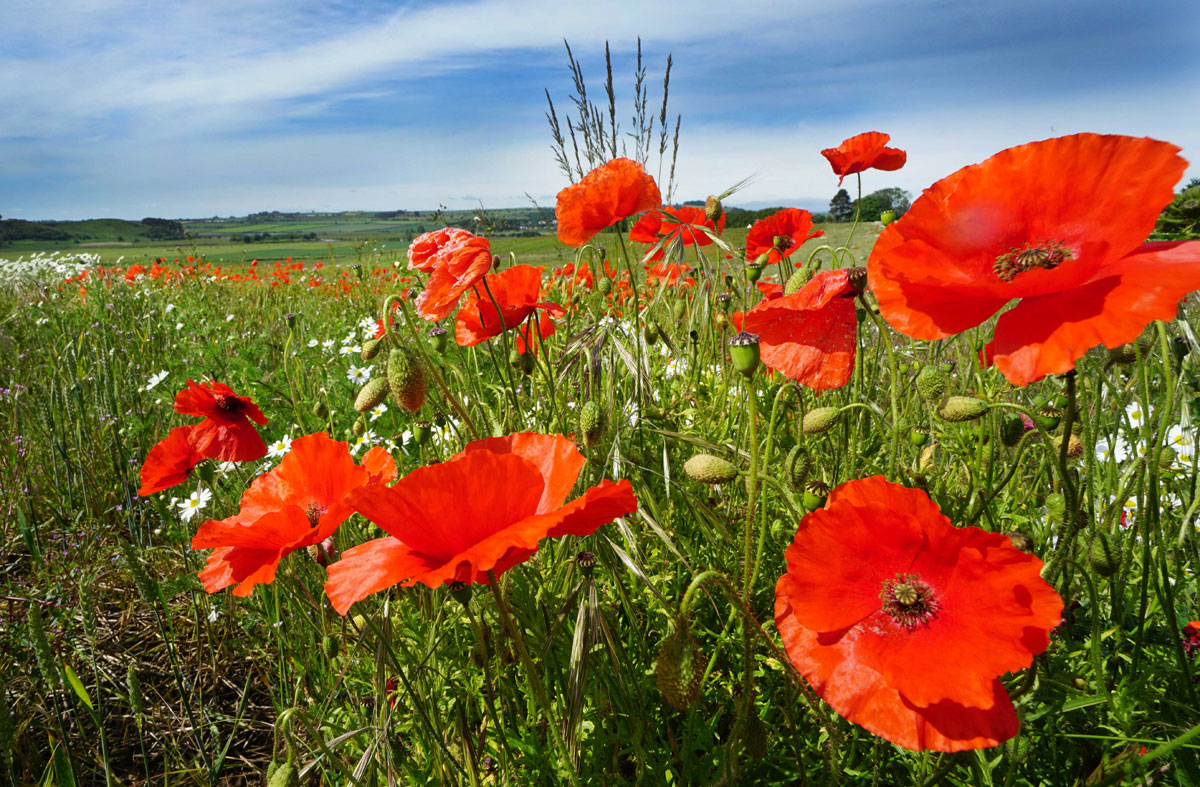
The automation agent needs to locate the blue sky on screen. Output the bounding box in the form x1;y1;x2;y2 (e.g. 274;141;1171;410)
1;0;1198;219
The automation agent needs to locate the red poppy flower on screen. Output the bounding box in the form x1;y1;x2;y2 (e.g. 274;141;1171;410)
454;265;567;353
775;476;1062;751
407;227;475;273
193;433;396;597
629;205;725;261
745;209;824;267
645;263;694;288
174;380;268;462
324;433;638;614
139;426;204;495
555;158;662;248
868;134;1200;385
821;131;907;186
735;269;859;390
755;280;783;302
1183;621;1200;657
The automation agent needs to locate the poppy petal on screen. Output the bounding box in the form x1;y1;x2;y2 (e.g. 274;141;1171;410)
456;432;585;513
324;537;434;616
138;425;204;495
199;545;285;597
555;158;661;248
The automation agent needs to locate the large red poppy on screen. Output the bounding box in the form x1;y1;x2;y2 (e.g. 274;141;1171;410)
174;379;268;462
193;433;396;597
775;476;1062;751
868;134;1200;385
556;158;662;248
138;425;204;495
454;265;567;353
413;231;494;322
629;205;725;261
735;269;859;389
407;227;475;273
324;433;638;615
744;208;824;267
821;131;907;186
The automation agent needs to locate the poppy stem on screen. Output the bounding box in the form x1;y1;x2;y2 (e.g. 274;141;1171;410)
486;571;582;786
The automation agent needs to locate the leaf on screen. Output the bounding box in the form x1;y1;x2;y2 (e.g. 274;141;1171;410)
61;662;93;711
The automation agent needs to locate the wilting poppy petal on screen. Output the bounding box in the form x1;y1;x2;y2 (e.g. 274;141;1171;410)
138;425;204;495
821;131;907;186
556;158;661;248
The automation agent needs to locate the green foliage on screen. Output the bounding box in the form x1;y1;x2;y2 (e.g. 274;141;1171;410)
1153;178;1200;240
829;188;853;222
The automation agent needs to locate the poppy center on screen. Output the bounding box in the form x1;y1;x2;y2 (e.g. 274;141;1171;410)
215;394;243;413
879;573;940;630
305;504;327;528
993;240;1073;283
772;234;793;252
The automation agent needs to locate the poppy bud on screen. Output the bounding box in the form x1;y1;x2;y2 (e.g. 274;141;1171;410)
1045;492;1066;521
597;277;613;296
312;400;328;418
803;480;830;511
937;396;990;422
427;325;448;353
579;400;607;447
266;762;300;787
880;210;896;226
1000;415;1025;447
1089;532;1120;577
897;363;910;374
802;407;841;435
412;421;431;446
361;338;383;361
354;377;390;414
672;300;686;322
705;194;723;225
784;445;810;489
1033;407;1062;431
737;704;769;760
321;634;340;660
715;313;729;330
509;348;534;375
683;453;738;485
643;321;658;346
1159;447;1178;470
728;332;760;377
387;347;427;412
353;417;366;437
654;625;705;710
908;426;930;446
916;366;947;403
783;267;812;296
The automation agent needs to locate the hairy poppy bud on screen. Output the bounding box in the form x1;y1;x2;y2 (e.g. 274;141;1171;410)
728;332;760;377
803;480;830;511
916;365;947;403
509;348;534;375
353;417;366;437
715;313;729;330
427;325;448;353
321;634;340;660
579;400;606;447
654;625;705;710
802;407;840;435
880;210;896;226
672;300;686;322
784;267;812;296
684;453;738;485
597;277;613;296
266;762;300;787
354;377;390;414
643;321;659;346
1089;532;1120;577
387;347;427;412
918;443;938;473
312;400;329;418
361;338;383;361
784;445;810;489
1045;492;1066;521
1000;415;1025;447
937;396;990;422
705;194;723;225
1052;433;1084;459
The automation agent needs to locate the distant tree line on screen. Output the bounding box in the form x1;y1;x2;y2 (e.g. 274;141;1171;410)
0;216;184;246
0;219;73;246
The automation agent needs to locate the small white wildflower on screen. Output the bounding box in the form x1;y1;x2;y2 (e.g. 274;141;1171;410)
177;488;212;522
175;322;183;331
307;339;319;348
208;609;220;622
369;402;388;421
225;314;234;322
321;339;335;351
347;365;372;384
143;370;169;392
266;435;293;459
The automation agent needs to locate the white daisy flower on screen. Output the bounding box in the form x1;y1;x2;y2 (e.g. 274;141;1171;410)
267;435;293;459
347;365;372;384
369;402;388;421
177;488;212;522
321;339;335;351
307;339;319;348
359;316;378;334
142;370;169;392
339;344;363;356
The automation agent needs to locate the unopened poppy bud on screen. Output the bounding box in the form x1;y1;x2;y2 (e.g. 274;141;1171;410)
1003;531;1034;553
784;445;810;489
266;762;300;787
738;705;769;760
846;266;868;294
412;420;431;446
898;363;910;374
937;396;990;422
715;313;729;330
427;325;448;353
1159;447;1178;470
321;634;340;660
597;277;613;296
672;300;686;321
654;625;705;710
1000;415;1025;447
784;267;811;296
728;332;760;377
1033;407;1062;430
354;377;390;413
803;480;830;511
579;401;607;447
643;322;658;346
908;426;930;447
312;400;328;418
880;210;896;226
705;194;723;224
802;407;841;435
1052;433;1084;459
353;417;366;437
509;348;534;375
684;453;738;485
1089;532;1120;577
387;347;427;412
916;365;947;403
1045;492;1066;521
361;338;383;361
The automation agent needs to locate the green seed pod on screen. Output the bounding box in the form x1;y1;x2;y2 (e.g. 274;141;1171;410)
937;396;990;423
897;363;910;375
127;663;144;733
1089;532;1120;577
361;338;383;361
879;210;896;226
715;313;729;330
802;407;841;435
321;635;339;661
579;400;607;447
1033;406;1062;431
908;426;930;447
916;365;947;403
654;625;705;710
803;480;830;511
683;454;738;485
267;761;300;787
28;604;61;692
311;400;329;418
412;421;431;447
509;348;535;375
1000;415;1025;447
387;347;427;412
427;325;448;353
354;377;390;414
783;267;812;296
728;332;760;378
